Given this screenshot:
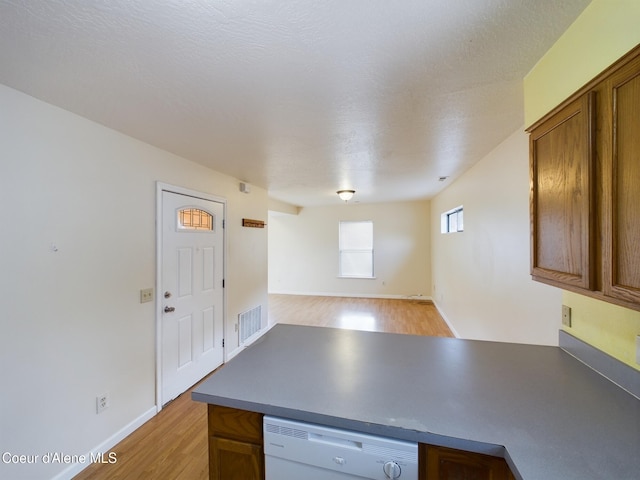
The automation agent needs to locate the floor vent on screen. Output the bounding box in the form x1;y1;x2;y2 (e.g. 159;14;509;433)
239;305;262;344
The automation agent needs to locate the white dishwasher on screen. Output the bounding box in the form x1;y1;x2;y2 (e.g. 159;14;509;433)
263;416;418;480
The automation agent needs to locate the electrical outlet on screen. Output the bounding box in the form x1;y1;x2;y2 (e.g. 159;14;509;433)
96;393;110;414
140;288;154;303
636;335;640;365
562;305;571;327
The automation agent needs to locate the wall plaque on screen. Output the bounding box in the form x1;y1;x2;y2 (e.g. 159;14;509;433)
242;218;265;228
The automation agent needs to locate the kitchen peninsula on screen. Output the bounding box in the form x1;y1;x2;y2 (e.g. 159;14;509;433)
192;324;640;479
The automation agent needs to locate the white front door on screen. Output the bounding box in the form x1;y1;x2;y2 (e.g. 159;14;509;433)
161;190;225;405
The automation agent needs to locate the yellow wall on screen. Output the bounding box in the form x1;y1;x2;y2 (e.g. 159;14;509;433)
563;293;640;369
524;0;640;370
524;0;640;127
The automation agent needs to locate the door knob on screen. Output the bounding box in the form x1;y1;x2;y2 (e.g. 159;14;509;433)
164;306;175;313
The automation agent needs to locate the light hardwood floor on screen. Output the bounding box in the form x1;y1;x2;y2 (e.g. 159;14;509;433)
268;294;452;337
73;295;451;480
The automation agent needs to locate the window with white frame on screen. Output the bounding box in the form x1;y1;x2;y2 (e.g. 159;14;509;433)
441;206;464;233
339;220;374;278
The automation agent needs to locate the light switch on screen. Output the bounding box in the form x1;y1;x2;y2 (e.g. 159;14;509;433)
636;335;640;365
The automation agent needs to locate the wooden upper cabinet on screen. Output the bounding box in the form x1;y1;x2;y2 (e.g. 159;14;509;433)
529;92;596;290
528;44;640;311
602;54;640;304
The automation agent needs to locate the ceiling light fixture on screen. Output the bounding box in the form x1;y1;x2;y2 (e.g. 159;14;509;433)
337;189;355;202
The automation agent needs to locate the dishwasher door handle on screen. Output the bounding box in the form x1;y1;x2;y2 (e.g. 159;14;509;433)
308;432;363;450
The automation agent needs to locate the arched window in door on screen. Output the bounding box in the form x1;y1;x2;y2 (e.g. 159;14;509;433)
177;208;214;231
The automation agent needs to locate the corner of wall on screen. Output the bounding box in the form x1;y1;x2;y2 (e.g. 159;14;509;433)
524;0;640;126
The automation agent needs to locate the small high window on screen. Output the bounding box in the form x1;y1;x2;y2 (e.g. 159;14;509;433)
178;208;214;231
441;206;463;234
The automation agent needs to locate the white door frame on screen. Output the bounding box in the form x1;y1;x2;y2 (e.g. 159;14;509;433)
155;182;227;411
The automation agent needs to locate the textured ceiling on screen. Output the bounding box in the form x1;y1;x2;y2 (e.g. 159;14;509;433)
0;0;590;206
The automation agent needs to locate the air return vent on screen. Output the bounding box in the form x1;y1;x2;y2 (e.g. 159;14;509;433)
239;305;262;344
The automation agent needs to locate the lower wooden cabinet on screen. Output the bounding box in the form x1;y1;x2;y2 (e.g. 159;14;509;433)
206;406;515;480
420;444;515;480
208;405;264;480
210;437;263;480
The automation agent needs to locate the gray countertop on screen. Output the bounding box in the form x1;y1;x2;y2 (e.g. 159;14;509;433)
192;324;640;479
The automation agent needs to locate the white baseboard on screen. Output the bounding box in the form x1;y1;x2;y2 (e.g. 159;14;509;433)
269;291;433;301
51;406;157;480
432;300;461;338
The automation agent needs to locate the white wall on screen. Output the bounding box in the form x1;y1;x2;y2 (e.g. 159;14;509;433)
430;128;561;345
268;201;431;299
0;84;267;480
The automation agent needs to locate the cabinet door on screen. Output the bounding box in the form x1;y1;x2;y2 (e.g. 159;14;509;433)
529;92;596;290
602;55;640;303
208;405;263;443
210;437;264;480
208;405;264;480
422;445;512;480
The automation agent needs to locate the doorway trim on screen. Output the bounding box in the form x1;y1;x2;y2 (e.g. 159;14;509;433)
155;182;227;412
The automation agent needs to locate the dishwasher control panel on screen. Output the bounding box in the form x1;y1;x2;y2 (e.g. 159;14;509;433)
264;416;418;480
